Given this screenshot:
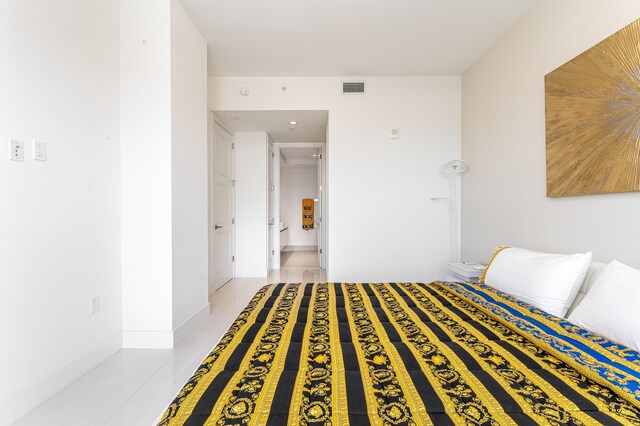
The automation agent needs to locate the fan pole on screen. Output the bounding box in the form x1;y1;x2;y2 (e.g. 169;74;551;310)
451;170;459;263
440;160;468;264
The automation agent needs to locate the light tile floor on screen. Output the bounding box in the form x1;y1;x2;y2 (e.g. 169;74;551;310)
280;250;320;269
13;268;326;426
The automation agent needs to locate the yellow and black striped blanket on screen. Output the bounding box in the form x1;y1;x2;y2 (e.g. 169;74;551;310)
159;282;640;425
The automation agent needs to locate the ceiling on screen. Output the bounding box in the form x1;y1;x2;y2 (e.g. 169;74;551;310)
215;110;328;142
280;148;320;168
180;0;535;76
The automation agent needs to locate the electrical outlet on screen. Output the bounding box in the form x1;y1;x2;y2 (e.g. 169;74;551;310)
9;139;24;161
33;140;46;161
90;296;100;314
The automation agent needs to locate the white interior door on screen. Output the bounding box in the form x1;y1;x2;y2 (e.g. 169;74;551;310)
273;146;281;270
209;117;234;294
316;150;323;267
267;142;275;273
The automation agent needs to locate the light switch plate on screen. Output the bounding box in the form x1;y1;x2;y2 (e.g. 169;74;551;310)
33;140;46;161
9;139;24;161
90;296;100;314
390;128;400;140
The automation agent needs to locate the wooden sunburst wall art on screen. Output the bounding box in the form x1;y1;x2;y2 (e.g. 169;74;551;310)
545;18;640;197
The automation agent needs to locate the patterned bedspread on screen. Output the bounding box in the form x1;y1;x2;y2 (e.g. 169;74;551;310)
158;282;640;425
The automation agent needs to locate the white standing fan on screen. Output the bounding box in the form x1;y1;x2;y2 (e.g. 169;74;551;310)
432;160;468;263
442;159;468;175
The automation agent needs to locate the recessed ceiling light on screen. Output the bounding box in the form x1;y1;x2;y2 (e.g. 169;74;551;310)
289;121;297;125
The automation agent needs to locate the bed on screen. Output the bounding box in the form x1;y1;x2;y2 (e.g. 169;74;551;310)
158;274;640;425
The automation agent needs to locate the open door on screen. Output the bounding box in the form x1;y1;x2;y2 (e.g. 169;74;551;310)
267;140;275;273
209;116;235;294
316;148;323;268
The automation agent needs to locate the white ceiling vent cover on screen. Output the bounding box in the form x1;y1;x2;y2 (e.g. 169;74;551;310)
342;82;365;94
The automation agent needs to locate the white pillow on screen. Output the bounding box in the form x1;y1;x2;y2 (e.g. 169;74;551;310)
568;260;640;352
481;247;592;317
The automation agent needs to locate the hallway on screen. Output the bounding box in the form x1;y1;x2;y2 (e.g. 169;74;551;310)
280;250;320;269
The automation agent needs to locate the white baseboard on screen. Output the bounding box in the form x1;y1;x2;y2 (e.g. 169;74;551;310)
282;245;318;252
0;331;122;425
235;269;268;278
122;302;210;349
173;302;210;346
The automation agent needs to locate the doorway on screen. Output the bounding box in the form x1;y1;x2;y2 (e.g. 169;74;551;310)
212;110;328;281
208;114;235;295
278;146;323;270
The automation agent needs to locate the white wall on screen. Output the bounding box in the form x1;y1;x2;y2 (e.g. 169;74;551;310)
0;0;207;420
0;1;121;422
281;167;319;247
210;76;461;282
235;132;269;276
121;0;174;348
121;0;209;348
170;0;209;332
461;0;640;266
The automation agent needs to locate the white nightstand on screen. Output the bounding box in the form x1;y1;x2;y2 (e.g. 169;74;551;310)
446;262;485;283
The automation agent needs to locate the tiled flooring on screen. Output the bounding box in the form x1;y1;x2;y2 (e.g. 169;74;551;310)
280;250;320;269
14;268;326;426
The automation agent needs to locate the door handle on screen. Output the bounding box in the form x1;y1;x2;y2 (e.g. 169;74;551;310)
215;224;224;230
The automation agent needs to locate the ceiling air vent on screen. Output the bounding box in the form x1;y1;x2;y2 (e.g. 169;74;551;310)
342;81;365;94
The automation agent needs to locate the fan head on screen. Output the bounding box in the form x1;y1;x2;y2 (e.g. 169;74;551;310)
442;159;469;174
